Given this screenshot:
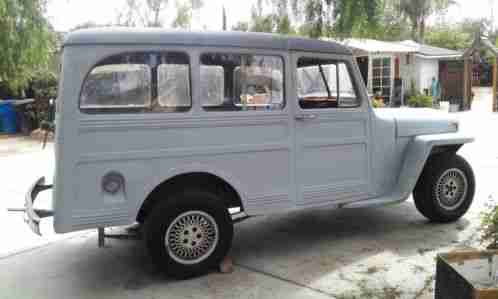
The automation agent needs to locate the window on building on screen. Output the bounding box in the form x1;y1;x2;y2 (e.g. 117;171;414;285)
371;57;391;104
80;52;191;113
200;53;284;111
296;57;360;109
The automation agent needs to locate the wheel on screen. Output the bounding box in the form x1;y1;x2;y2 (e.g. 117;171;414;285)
144;190;233;279
413;153;475;223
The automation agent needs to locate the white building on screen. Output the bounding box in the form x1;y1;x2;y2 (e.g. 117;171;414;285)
340;39;461;105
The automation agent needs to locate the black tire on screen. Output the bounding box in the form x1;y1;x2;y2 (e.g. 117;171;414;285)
413;153;475;223
144;190;233;279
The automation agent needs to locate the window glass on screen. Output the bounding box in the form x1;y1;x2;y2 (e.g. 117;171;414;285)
80;52;191;113
81;64;151;109
200;53;284;111
297;57;360;109
371;57;391;104
201;65;225;107
157;64;190;109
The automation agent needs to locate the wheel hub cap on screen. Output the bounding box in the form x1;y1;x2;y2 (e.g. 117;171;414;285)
165;211;219;265
435;168;468;211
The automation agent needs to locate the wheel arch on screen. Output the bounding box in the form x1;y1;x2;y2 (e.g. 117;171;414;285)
136;170;246;223
397;134;474;200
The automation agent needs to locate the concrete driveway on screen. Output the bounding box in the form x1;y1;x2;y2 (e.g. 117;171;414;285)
1;107;497;299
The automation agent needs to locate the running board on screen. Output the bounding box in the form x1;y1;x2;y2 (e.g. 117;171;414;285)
340;193;409;209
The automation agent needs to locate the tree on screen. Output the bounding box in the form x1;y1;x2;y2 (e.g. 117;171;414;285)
171;1;191;29
245;0;295;34
0;0;55;94
222;5;227;31
232;21;249;32
291;0;382;38
116;0;169;27
398;0;455;42
425;24;472;50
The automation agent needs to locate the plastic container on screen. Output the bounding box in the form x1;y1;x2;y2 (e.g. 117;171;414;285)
0;102;17;134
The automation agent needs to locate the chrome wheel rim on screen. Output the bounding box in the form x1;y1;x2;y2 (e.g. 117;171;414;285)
435;168;468;211
165;211;219;265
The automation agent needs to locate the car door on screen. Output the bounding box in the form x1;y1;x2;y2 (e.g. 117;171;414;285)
292;52;372;207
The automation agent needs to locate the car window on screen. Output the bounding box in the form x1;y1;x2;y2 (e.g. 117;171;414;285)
200;53;284;111
80;52;191;113
157;64;190;109
81;64;151;109
297;57;360;109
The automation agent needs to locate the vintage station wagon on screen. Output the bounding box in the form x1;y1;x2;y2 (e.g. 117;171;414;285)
24;29;475;279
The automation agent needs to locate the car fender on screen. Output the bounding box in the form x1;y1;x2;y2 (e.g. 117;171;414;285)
397;133;474;199
135;162;249;216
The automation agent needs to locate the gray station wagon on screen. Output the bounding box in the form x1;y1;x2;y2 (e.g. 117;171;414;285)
24;28;475;279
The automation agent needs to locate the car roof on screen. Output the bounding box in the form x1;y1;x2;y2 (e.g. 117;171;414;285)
64;28;352;55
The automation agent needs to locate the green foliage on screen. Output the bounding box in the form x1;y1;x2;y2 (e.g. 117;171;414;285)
425;24;471;50
291;0;382;38
116;0;173;27
372;98;385;108
408;94;433;108
171;0;191;29
246;0;296;34
30;70;57;100
333;0;381;38
397;0;456;42
0;0;55;94
232;21;249;32
480;200;498;249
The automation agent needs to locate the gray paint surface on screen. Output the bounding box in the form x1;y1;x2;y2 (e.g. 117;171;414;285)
64;28;352;55
50;30;473;234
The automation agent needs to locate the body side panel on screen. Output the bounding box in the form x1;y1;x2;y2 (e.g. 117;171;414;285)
54;45;295;233
343;133;474;208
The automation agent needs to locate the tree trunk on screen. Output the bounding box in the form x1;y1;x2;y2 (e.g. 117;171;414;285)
419;18;426;43
411;19;418;42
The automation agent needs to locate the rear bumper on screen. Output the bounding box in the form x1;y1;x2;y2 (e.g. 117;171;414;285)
24;177;53;235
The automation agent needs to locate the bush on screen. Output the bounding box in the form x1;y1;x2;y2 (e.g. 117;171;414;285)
408;94;433;108
480;200;498;249
372;98;385;108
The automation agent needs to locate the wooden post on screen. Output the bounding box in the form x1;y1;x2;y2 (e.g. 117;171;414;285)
463;58;472;111
463;59;469;111
494;58;498;112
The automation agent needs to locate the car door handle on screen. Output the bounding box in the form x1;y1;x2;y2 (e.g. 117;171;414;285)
295;114;317;121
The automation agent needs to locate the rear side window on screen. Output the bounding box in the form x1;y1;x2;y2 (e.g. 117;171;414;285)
80;52;191;113
200;53;284;111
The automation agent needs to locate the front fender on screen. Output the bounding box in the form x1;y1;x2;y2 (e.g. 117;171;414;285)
398;133;474;199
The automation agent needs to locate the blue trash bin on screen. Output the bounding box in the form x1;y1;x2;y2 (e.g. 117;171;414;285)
0;102;17;134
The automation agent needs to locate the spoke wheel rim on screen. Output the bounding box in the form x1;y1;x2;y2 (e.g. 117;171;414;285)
165;210;219;265
435;168;468;211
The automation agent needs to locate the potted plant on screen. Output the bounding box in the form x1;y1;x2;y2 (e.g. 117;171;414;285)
435;199;498;298
408;93;433;108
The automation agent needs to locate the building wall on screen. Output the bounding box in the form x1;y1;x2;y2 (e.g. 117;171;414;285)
398;53;417;94
415;56;439;95
398;55;440;96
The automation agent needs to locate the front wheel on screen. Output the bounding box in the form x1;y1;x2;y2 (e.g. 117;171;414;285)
413;153;475;223
144;190;233;279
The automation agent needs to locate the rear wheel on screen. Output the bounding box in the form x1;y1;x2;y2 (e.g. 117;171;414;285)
413;153;475;223
144;190;233;279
